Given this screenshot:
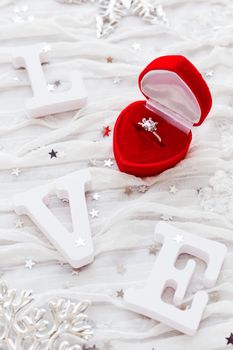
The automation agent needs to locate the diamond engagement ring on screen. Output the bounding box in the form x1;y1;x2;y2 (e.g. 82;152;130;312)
138;117;162;143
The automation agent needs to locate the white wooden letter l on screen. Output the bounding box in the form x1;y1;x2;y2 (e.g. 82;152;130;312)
11;43;87;118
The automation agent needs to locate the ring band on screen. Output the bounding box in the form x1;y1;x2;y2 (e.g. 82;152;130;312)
138;117;162;143
152;130;162;143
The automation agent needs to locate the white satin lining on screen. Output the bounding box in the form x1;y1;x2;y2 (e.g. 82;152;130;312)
141;70;201;133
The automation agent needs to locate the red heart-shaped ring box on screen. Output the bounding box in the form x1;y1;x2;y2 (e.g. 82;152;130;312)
113;55;212;177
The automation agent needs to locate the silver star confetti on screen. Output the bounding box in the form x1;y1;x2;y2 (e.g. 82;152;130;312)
54;80;61;87
113;77;121;84
13;76;20;82
75;237;86;247
138;185;149;193
42;44;51;53
63;281;72;289
116;289;124;298
204;70;214;78
11;168;21;177
116;264;126;275
148;244;157;255
15;219;24;228
173;234;184;244
88;159;97;167
25;259;35;270
124;186;133;195
92;193;100;201
196;187;202;195
47;83;55;92
169;185;178;194
89;209;99;218
160;214;173;221
104;159;113;168
71;269;80;276
209;291;220;302
132;42;141;50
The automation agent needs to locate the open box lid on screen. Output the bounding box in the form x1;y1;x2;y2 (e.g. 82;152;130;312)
139;55;212;132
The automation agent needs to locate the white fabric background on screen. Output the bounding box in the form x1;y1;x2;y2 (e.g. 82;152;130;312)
0;0;233;349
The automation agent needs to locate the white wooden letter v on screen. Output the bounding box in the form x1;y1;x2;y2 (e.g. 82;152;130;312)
13;169;94;268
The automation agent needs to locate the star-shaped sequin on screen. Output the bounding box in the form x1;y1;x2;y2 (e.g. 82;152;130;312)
88;159;97;167
204;70;214;78
49;149;58;158
92;193;100;201
173;234;184;244
89;209;99;218
42;44;51;53
104;159;113;168
103;126;111;137
116;264;126;275
106;56;113;63
54;80;61;87
196;187;202;195
148;245;157;255
209;291;219;302
160;214;173;221
47;83;55;92
124;186;133;196
226;333;233;345
132;42;141;50
13;76;20;82
138;185;149;193
113;77;121;84
11;168;21;177
15;219;24;228
116;289;124;298
75;237;86;247
25;259;35;270
169;185;178;194
71;269;80;276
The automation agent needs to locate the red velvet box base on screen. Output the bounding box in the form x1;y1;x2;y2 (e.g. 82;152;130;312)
113;55;212;178
113;100;192;177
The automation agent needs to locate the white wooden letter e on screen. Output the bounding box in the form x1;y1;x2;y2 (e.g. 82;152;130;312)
13;169;94;269
124;222;227;335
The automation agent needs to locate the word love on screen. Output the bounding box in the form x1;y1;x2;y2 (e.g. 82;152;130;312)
13;170;93;268
11;43;87;118
124;222;226;335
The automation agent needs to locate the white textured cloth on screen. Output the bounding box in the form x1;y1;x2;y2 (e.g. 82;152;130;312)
0;0;233;349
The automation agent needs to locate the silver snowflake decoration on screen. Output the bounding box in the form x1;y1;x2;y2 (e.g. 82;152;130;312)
56;0;167;37
98;0;167;37
97;0;167;37
0;280;93;350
